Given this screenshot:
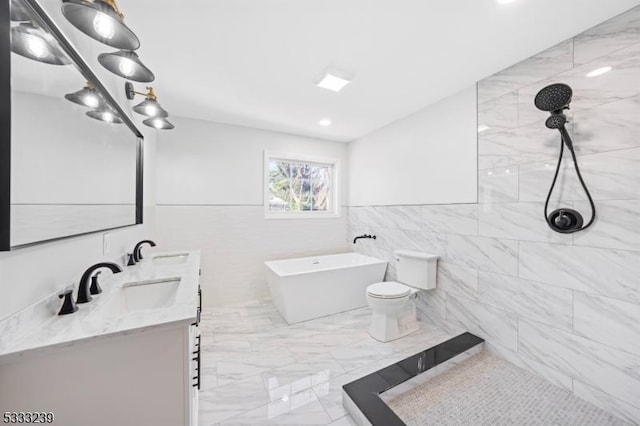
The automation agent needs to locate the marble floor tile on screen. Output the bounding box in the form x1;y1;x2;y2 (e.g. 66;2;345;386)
219;389;331;426
327;415;357;426
573;380;640;425
261;353;347;402
199;374;271;424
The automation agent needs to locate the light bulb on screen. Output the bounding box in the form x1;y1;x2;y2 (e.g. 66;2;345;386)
153;118;163;128
84;94;99;108
25;34;48;59
118;58;135;76
145;104;158;116
102;111;114;122
92;13;115;39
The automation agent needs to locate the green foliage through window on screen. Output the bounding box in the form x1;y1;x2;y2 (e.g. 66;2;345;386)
268;158;332;213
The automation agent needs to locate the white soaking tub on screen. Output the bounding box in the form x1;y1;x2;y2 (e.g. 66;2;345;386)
264;252;388;324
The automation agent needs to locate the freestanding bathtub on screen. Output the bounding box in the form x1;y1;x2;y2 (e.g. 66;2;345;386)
264;252;388;324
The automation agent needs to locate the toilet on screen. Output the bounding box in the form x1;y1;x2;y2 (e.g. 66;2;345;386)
366;250;438;342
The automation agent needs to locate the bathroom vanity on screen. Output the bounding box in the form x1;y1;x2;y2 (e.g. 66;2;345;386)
0;251;202;426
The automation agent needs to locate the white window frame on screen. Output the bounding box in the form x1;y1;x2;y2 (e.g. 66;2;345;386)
264;151;340;219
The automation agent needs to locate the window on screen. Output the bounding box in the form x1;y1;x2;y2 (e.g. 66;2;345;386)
264;152;339;219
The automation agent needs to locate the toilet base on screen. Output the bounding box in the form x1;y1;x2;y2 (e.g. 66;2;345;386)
368;300;419;343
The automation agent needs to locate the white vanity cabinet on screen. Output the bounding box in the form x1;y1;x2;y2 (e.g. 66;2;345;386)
0;252;203;426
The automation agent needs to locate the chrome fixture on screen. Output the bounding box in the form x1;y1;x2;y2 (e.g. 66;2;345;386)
143;117;174;130
534;83;596;234
133;239;156;262
76;262;123;304
64;82;103;108
86;107;123;124
125;83;168;117
10;23;71;65
60;0;140;50
98;50;154;82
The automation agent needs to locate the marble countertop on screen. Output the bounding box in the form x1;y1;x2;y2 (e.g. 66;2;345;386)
0;250;201;363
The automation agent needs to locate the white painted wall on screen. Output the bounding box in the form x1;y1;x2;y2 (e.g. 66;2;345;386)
154;117;349;307
348;86;478;206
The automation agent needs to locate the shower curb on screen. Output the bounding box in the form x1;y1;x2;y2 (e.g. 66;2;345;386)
342;332;485;426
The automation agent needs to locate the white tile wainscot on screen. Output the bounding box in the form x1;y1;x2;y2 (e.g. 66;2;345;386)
0;251;202;426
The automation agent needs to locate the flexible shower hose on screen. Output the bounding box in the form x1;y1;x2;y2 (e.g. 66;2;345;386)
544;136;596;232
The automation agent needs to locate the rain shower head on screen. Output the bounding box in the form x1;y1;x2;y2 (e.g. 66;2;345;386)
534;83;572;112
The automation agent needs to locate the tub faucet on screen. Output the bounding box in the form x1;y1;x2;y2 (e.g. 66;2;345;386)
133;239;156;262
76;262;123;304
353;234;376;244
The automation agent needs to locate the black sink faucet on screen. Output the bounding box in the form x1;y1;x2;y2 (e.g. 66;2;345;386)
353;234;376;244
133;240;156;263
76;262;123;304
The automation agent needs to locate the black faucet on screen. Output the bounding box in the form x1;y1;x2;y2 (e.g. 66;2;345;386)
76;262;123;304
133;240;156;263
353;234;376;244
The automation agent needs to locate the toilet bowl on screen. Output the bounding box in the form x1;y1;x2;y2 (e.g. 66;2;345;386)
366;250;438;342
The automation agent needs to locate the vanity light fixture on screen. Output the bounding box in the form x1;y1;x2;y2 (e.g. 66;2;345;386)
125;83;168;117
142;117;174;130
98;50;154;82
86;107;123;124
586;66;612;78
318;118;332;126
10;23;71;65
61;0;140;50
316;71;352;92
64;82;102;108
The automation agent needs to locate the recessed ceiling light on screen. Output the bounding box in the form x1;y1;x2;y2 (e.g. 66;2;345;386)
319;118;332;126
586;66;612;78
478;125;490;133
316;72;351;92
496;0;516;4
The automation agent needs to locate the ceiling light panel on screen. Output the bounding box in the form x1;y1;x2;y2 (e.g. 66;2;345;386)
316;72;351;92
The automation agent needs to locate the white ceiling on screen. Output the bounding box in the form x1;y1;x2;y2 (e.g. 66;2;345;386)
121;0;640;142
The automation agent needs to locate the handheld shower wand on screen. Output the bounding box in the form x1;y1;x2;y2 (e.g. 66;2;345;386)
534;83;596;233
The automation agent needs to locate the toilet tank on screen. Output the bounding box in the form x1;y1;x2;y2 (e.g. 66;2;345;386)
394;250;439;290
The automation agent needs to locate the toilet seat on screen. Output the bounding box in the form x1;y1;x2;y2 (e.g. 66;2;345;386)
366;281;411;299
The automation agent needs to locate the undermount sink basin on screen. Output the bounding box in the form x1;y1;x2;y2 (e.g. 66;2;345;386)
152;253;190;265
118;277;181;311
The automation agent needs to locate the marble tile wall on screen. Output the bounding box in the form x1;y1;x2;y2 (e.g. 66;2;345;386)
349;5;640;423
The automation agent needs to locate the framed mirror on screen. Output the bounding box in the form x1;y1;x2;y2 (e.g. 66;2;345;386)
0;0;143;250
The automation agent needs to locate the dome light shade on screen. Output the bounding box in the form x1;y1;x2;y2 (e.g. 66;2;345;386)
61;0;140;50
86;108;123;124
133;98;168;117
98;50;154;82
10;23;72;65
143;117;174;130
65;83;102;108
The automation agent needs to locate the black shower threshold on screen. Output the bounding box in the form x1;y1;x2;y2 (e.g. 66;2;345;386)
342;332;485;426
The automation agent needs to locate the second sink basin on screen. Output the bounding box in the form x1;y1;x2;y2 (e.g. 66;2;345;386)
119;277;181;311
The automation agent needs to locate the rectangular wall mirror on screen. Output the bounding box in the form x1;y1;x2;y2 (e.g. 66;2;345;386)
0;0;143;250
